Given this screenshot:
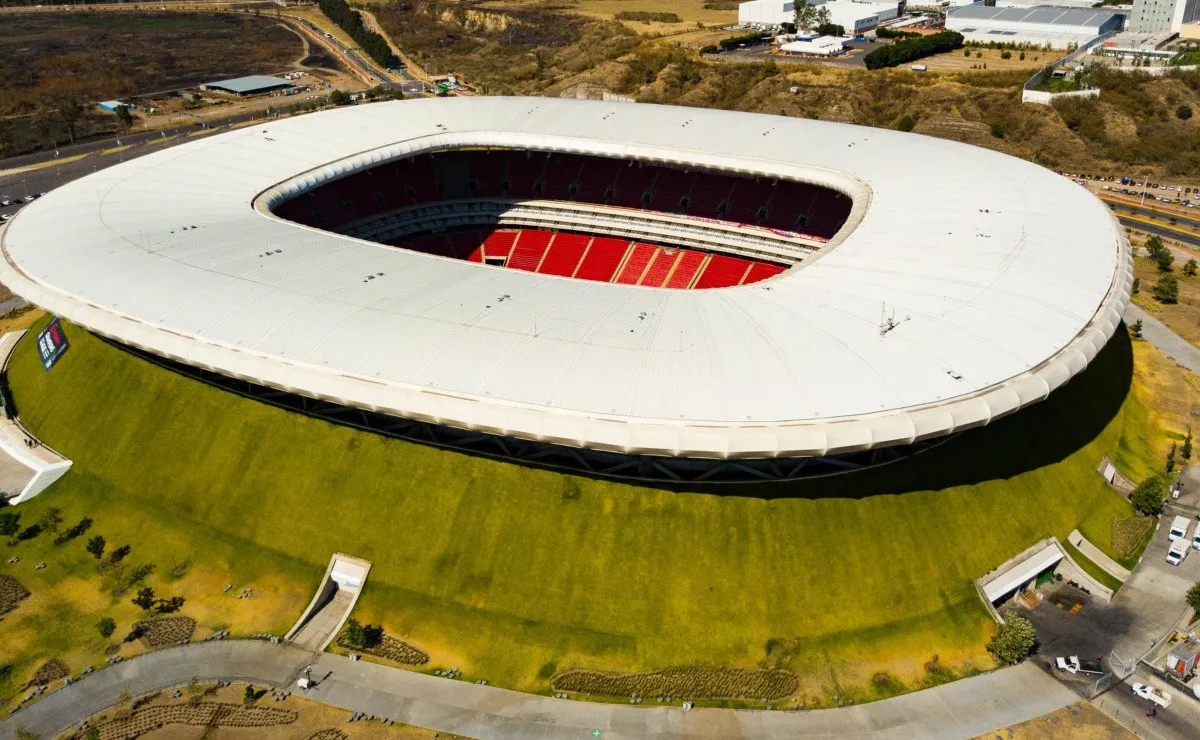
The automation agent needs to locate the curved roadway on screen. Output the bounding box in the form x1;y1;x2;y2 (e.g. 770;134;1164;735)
0;641;1077;740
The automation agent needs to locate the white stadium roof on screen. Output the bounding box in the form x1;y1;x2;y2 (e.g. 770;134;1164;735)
0;97;1131;459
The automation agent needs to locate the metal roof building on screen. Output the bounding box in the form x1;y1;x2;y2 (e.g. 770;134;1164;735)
201;75;293;96
947;5;1126;47
0;98;1131;462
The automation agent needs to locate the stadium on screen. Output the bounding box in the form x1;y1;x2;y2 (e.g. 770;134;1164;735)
0;97;1131;482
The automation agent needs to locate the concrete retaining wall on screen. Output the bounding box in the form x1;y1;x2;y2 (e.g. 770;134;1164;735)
1021;87;1100;105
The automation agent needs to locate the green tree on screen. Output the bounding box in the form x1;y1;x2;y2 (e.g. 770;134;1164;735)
895;115;916;132
1145;235;1165;259
132;586;156;611
1130;475;1167;515
990;122;1005;138
987;616;1037;665
1178;104;1193;121
97;616;117;642
86;534;106;560
1154;274;1180;303
50;92;89;144
361;623;384;648
1156;248;1175;272
115;105;133;132
329;89;351;106
1183;427;1192;460
343;617;365;646
37;507;63;533
1167;442;1177;473
109;544;132;564
0;510;20;546
793;0;831;31
1131;276;1140;295
1130;319;1143;339
1186;259;1198;277
1187;582;1200;613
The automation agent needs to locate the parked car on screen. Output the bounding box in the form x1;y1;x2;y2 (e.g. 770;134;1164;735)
1167;538;1189;566
1132;682;1172;708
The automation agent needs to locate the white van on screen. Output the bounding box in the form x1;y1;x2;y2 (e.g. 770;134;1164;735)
1167;538;1189;566
1193;527;1200;551
1169;515;1191;541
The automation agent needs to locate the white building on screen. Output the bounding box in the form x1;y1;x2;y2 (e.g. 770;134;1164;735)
739;0;795;26
738;0;899;31
824;0;902;33
946;5;1126;48
780;34;853;54
1129;0;1200;32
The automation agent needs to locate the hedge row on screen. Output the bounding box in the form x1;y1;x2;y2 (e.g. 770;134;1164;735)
318;0;394;69
717;32;768;51
864;30;963;69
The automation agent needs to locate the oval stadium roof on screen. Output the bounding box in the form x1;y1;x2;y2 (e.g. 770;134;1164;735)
0;97;1132;459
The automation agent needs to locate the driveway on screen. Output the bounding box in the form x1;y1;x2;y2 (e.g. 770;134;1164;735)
2;642;1077;740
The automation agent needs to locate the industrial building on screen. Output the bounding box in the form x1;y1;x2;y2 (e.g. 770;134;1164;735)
201;75;293;96
1129;0;1200;32
945;5;1127;47
780;33;852;54
739;0;794;26
738;0;899;30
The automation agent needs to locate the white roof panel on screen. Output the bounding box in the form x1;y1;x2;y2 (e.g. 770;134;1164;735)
0;97;1131;458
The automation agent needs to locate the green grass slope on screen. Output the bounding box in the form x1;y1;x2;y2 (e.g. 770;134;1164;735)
2;318;1143;703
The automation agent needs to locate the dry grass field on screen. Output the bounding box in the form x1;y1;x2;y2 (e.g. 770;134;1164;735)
919;46;1052;72
1131;250;1200;350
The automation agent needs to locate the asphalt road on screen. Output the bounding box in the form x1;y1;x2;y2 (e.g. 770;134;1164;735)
0;641;1079;740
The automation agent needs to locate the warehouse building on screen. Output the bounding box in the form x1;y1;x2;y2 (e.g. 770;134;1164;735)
946;5;1126;47
738;0;900;31
201;75;294;97
739;0;794;26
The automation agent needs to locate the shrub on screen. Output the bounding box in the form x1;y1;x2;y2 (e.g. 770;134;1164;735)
1153;274;1179;303
1178;104;1193;121
990;122;1006;138
816;23;845;36
1187;582;1200;613
987;616;1036;665
1155;248;1174;272
864;31;963;70
1185;259;1197;277
86;534;106;560
1130;475;1166;515
896;115;916;132
717;32;767;51
614;11;681;23
1130;318;1143;339
1000;50;1012;59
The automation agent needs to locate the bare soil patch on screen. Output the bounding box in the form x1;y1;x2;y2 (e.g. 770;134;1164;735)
0;574;31;616
133;616;197;649
551;665;799;700
336;632;429;666
30;658;68;686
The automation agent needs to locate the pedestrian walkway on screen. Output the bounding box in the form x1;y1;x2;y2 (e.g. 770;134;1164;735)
1068;529;1131;581
0;641;1077;740
1125;304;1200;373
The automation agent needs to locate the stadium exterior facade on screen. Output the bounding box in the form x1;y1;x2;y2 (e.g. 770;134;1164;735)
0;98;1131;478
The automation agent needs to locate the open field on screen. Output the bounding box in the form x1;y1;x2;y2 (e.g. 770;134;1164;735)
918;46;1052;72
0;11;302;117
1132;251;1200;349
0;308;1153;711
61;681;470;740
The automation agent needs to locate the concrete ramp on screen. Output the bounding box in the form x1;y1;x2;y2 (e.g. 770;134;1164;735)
0;330;72;504
285;553;371;653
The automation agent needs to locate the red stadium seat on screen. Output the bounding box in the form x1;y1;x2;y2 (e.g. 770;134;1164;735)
693;254;754;289
639;248;679;287
538;233;590;277
575;237;630;282
663;250;706;289
615;243;655;284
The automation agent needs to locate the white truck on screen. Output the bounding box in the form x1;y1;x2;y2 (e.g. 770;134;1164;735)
1169;515;1191;541
1167;538;1189;566
1132;682;1172;708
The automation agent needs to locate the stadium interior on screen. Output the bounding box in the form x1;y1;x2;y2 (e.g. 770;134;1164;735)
272;148;854;287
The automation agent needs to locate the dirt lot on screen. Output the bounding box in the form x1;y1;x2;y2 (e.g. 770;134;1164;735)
919;46;1054;72
0;11;303;117
977;700;1135;739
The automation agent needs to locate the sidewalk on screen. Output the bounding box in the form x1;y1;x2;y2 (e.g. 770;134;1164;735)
1068;529;1132;581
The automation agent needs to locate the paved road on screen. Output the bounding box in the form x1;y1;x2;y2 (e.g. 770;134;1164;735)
0;641;1078;740
1125;304;1200;373
1094;667;1200;740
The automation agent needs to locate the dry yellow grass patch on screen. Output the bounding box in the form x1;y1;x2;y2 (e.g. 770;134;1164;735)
918;47;1050;72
